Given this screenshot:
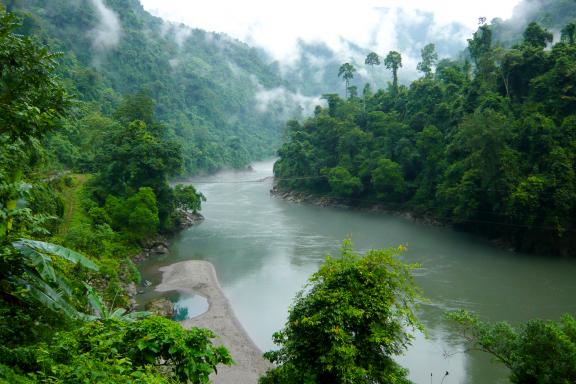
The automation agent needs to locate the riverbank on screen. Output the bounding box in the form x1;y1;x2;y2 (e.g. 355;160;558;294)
156;260;271;384
270;185;444;227
270;185;528;254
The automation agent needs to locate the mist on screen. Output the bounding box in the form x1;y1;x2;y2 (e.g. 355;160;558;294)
89;0;122;53
141;1;521;81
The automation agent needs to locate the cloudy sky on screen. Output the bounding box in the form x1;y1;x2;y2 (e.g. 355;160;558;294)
140;0;522;63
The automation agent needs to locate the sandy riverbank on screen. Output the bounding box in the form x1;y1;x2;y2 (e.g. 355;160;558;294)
156;260;271;384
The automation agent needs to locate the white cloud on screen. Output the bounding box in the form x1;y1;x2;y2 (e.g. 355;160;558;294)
253;79;324;120
89;0;122;52
140;0;521;65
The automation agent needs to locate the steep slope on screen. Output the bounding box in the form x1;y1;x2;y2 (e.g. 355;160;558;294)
10;0;293;174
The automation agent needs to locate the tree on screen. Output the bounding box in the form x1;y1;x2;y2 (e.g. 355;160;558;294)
260;241;422;384
337;63;356;98
371;157;406;200
0;9;70;241
173;184;206;214
561;22;576;45
416;43;438;76
93;120;181;229
468;25;493;66
326;166;363;197
0;10;69;141
523;22;553;49
104;187;160;241
365;51;381;67
447;310;576;384
384;51;402;91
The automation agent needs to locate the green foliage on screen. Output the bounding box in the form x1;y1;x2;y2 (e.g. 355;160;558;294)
447;310;576;384
416;43;438;76
384;51;402;90
275;20;576;256
1;317;232;384
523;22;553;48
104;187;160;241
365;52;380;67
0;8;69;242
371;158;406;199
10;0;288;175
8;239;99;321
326;166;363;197
173;184;206;214
0;8;233;384
261;241;422;384
338;63;356;98
84;283;149;322
0;10;69;141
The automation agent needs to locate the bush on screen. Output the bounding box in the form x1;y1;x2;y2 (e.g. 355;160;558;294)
261;241;422;384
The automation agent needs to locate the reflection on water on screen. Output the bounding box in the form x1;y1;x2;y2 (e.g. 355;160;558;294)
173;293;209;321
139;159;576;384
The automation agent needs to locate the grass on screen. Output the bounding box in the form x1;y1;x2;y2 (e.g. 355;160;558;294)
58;174;91;236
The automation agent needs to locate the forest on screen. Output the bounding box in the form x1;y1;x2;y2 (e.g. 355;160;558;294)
7;0;293;175
275;19;576;257
0;0;575;383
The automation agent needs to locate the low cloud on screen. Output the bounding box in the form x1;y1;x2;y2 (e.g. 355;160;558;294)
254;81;324;121
89;0;122;53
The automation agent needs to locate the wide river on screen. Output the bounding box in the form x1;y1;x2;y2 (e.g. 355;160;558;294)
139;159;576;384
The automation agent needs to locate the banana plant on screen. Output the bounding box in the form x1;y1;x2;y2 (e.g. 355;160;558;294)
84;283;150;322
11;238;150;322
11;238;99;321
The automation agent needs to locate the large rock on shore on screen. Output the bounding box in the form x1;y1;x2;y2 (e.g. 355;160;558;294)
178;210;204;229
145;297;174;318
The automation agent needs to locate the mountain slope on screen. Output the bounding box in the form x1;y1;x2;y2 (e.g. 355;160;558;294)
10;0;294;174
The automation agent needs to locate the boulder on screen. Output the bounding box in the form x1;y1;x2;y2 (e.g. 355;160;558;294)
145;297;174;318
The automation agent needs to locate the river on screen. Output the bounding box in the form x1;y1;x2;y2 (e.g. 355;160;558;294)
138;159;576;384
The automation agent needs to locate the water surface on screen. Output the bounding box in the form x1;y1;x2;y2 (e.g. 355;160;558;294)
139;159;576;384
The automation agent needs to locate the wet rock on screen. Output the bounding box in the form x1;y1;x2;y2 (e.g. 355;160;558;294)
126;282;137;310
145;298;174;318
151;243;169;255
178;210;204;229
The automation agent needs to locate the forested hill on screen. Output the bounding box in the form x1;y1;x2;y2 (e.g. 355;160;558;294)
274;16;576;256
7;0;294;175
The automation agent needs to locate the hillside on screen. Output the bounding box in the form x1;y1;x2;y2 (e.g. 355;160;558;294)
9;0;297;174
274;13;576;256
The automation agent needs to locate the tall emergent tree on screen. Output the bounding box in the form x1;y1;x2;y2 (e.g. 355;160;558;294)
337;62;356;98
384;50;402;91
561;22;576;44
365;51;381;89
417;43;438;76
260;241;422;384
523;21;553;48
365;51;381;67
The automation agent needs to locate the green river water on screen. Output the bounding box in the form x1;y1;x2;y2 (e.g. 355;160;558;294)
138;159;576;384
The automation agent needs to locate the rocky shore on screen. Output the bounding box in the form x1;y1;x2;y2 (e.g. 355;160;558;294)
128;209;205;310
270;185;443;226
156;260;271;384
